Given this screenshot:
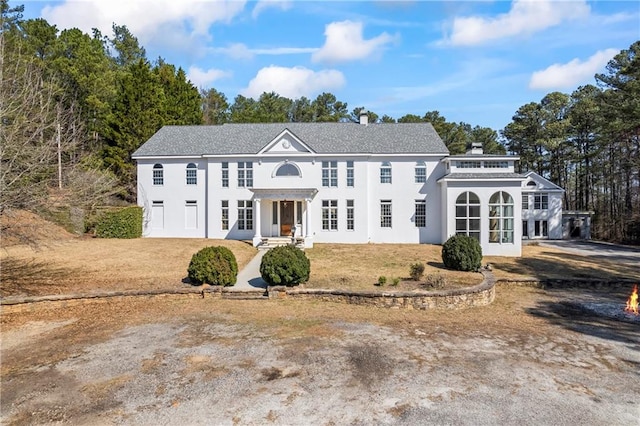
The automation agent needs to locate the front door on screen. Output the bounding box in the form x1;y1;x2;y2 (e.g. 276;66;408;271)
280;201;294;236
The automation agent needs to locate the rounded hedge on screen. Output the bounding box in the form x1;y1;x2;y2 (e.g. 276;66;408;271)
260;245;310;287
441;234;483;272
187;246;238;286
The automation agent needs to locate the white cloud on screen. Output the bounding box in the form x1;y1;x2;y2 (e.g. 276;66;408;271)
442;0;591;46
529;48;618;90
312;20;397;64
241;66;345;99
210;43;318;59
41;0;247;44
187;66;232;88
252;0;292;19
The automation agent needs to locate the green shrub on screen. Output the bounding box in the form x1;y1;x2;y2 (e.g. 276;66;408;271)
188;246;238;286
376;276;387;286
260;245;310;287
391;277;400;286
409;262;425;281
441;234;483;271
425;273;446;289
95;207;142;238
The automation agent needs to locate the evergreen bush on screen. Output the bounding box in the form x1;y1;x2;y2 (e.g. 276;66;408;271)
441;234;483;271
260;245;310;287
188;246;238;286
95;206;142;238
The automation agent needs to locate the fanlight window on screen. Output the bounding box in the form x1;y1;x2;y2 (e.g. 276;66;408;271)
153;164;163;185
489;191;514;244
455;191;480;241
186;163;197;185
275;163;301;177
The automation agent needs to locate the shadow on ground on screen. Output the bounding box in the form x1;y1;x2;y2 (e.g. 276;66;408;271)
526;298;640;354
1;258;76;297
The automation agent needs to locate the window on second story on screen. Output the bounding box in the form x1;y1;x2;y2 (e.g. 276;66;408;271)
380;162;392;184
484;161;509;168
322;161;338;187
522;194;529;210
415;161;426;183
534;193;548;209
238;162;253;188
275;163;300;177
457;161;481;169
346;161;354;187
153;164;163;185
186;163;197;185
221;162;229;188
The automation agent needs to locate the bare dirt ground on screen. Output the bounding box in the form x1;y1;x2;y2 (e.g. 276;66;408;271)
1;211;639;424
2;285;639;425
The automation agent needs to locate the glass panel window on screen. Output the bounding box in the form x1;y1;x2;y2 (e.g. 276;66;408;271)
238;200;253;230
186;163;197;185
380;162;392;184
322;161;338;187
415;161;426;183
457;161;481;169
276;163;300;177
455;192;480;241
522;220;529;238
153;164;163;185
489;191;514;244
522;194;529;210
221;162;229;188
380;200;392;228
415;200;426;227
221;200;229;230
484;161;509;168
238;162;253;188
296;201;302;224
346;161;354;187
322;200;338;231
535;220;548;237
272;201;278;225
346;199;354;231
534;193;548;209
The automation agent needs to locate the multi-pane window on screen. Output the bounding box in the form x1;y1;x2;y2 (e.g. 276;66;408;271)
522;220;529;238
380;200;392;227
221;162;229;188
275;163;300;176
415;161;426;183
238;162;253;188
484;161;509;168
455;192;480;240
296;201;303;225
380;162;392;184
186;163;197;185
415;200;426;227
534;193;548;209
346;161;354;187
457;161;481;168
522;194;529;210
322;161;338;187
238;200;253;230
153;164;163;185
272;201;278;225
489;191;514;244
535;220;548;237
346;200;354;231
221;200;229;230
322;200;338;231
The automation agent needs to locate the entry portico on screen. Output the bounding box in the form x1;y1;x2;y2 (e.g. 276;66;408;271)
250;188;318;247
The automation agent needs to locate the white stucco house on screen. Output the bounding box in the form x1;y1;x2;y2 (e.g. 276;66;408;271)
132;117;564;256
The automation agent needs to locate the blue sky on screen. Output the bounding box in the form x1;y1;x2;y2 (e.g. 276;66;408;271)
19;0;640;131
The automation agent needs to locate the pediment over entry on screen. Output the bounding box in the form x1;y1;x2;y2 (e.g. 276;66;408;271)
258;129;315;155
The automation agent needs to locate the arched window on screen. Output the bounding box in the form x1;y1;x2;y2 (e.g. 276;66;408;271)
275;163;301;177
380;161;392;183
489;191;514;244
153;164;163;185
186;163;197;185
455;192;480;241
415;161;426;183
526;181;536;187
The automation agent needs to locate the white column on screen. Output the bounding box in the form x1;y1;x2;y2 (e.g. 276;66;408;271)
304;198;312;237
253;198;262;246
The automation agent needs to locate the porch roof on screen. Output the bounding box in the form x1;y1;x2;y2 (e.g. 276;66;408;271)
249;188;318;200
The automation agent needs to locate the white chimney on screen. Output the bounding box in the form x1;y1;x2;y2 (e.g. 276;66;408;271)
359;110;368;125
468;142;483;155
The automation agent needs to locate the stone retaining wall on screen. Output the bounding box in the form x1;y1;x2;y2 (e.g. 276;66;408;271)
497;278;636;290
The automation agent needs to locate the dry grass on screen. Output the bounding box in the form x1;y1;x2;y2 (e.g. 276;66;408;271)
305;244;480;291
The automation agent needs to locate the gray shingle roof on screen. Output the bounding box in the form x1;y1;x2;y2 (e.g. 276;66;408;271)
132;123;449;158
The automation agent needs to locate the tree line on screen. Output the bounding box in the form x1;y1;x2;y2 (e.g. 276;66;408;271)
502;41;640;243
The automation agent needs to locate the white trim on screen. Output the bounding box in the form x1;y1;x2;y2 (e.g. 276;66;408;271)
257;129;315;155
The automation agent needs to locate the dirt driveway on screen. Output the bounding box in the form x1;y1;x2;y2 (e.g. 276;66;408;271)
2;285;639;425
